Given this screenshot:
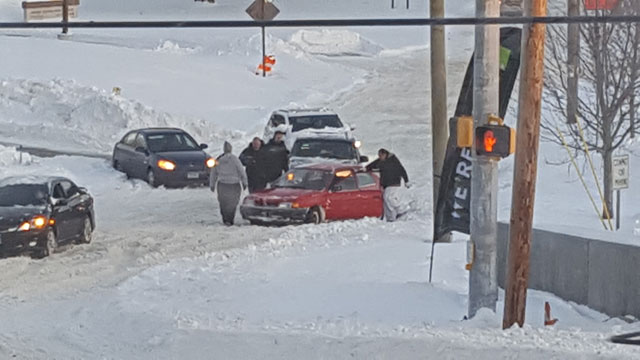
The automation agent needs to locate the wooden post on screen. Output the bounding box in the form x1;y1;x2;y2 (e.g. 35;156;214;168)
566;0;580;124
62;0;69;34
430;0;450;243
502;0;547;329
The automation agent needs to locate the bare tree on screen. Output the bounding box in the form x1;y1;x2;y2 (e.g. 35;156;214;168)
542;0;640;219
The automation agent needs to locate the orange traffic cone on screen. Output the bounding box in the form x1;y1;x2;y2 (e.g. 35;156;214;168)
544;302;558;326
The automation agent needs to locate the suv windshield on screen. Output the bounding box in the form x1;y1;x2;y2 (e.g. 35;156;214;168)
289;115;343;132
272;169;333;190
0;184;48;207
147;133;199;152
291;139;357;160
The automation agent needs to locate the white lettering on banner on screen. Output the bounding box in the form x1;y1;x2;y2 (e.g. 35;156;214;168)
455;187;468;200
456;160;472;179
460;148;473;161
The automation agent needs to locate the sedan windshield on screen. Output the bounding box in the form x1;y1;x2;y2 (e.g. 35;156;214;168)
147;133;199;152
289;115;343;132
0;184;48;207
291;139;357;160
272;169;333;190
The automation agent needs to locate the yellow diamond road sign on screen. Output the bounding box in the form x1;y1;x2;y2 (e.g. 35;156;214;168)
246;0;280;21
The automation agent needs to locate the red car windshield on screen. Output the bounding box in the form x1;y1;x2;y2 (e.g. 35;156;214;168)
272;169;333;190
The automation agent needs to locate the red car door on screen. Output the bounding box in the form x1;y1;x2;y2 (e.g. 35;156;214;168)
324;171;359;220
356;172;383;218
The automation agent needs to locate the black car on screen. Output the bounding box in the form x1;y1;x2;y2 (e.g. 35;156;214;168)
0;176;95;258
112;128;215;187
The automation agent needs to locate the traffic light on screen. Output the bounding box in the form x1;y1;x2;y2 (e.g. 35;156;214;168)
475;124;515;158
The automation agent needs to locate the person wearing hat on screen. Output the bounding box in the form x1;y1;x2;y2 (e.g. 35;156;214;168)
366;148;410;222
210;141;248;226
240;136;267;193
261;129;289;184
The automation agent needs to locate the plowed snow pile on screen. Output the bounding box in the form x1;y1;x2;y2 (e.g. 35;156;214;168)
0;144;31;166
0;79;240;154
289;30;383;57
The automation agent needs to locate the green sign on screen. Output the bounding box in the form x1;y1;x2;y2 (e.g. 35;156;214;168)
500;47;512;71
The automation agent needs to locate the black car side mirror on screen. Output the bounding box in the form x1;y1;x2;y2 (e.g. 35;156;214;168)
359;155;369;163
200;143;208;150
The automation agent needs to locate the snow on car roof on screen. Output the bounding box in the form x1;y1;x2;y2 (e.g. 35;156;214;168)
298;162;365;172
0;175;67;187
278;108;337;116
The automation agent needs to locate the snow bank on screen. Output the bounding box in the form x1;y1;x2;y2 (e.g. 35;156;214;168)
289;30;383;57
0;79;242;154
153;40;201;55
0;145;32;166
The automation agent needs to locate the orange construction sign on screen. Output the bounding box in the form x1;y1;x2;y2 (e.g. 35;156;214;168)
256;55;276;75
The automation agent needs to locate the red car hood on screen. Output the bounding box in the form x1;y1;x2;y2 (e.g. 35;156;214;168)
248;187;320;204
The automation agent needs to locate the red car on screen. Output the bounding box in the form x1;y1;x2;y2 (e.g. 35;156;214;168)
240;164;383;225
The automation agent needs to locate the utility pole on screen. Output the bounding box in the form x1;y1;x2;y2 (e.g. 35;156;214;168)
62;0;69;35
468;0;500;318
502;0;548;329
261;0;266;77
430;0;449;243
567;0;580;124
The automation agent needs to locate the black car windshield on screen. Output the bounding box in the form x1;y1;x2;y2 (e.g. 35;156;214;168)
291;139;357;160
0;184;48;207
147;133;199;152
272;169;333;190
289;115;343;132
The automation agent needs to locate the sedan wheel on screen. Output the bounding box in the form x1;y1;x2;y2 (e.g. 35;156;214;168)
77;216;93;244
307;207;325;225
147;169;158;188
42;229;57;258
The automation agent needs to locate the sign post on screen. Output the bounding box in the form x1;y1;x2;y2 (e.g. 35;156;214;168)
612;154;629;230
246;0;280;77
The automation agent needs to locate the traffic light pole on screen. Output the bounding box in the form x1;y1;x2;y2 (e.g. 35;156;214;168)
502;0;547;329
468;0;501;318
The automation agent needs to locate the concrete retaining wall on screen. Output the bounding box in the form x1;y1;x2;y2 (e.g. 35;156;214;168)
497;223;640;319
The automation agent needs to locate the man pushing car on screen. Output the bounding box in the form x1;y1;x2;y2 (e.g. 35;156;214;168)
366;148;410;222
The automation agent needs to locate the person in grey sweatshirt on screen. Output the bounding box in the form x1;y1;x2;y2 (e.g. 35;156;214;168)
210;141;248;225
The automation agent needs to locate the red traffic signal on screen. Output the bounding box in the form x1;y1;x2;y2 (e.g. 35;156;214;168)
584;0;619;11
475;125;515;158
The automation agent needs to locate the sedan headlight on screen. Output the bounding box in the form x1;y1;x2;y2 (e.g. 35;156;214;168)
278;202;292;208
18;215;48;232
206;158;217;168
157;159;176;171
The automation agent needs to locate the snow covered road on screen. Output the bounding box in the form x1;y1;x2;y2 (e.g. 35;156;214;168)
2;52;639;359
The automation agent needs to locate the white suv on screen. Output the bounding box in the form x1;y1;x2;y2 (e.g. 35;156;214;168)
263;108;357;150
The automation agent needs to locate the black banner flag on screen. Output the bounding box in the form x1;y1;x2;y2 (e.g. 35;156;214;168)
433;27;522;240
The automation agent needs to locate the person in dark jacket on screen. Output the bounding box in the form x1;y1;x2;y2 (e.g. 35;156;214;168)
261;130;289;184
366;148;410;221
239;137;267;193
